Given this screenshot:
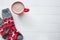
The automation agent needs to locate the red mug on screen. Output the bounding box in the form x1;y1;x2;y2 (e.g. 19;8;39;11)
11;1;29;15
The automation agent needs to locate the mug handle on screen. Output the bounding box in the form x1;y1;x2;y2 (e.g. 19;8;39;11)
24;8;29;12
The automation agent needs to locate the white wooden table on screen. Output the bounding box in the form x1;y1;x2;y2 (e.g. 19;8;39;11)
0;0;60;40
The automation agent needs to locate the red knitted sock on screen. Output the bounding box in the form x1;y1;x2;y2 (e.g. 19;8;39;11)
1;8;23;40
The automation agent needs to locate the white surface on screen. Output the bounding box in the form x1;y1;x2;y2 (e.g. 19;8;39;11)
0;0;60;40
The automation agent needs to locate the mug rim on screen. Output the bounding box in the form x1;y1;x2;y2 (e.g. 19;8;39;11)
11;1;25;14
